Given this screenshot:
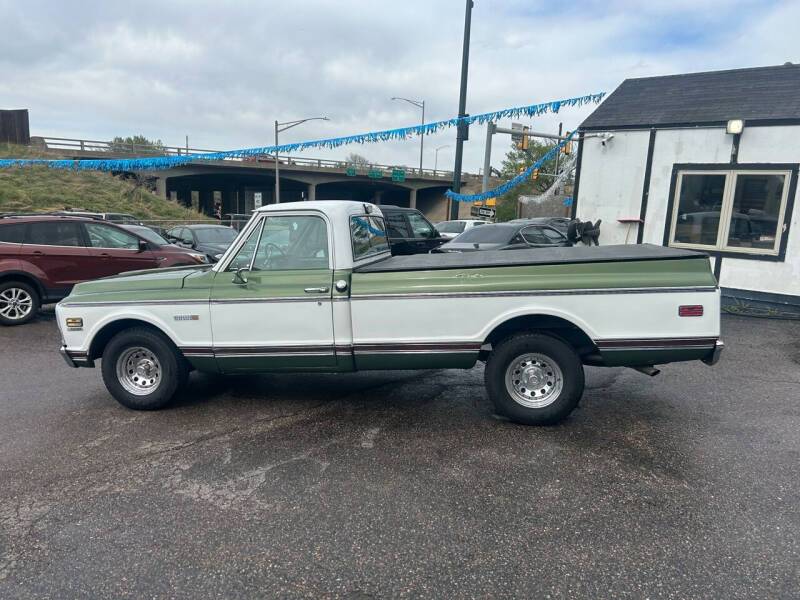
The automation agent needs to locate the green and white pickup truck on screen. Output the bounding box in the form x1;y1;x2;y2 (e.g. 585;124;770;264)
57;201;723;425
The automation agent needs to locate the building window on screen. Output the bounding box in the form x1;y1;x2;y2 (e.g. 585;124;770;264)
669;169;792;257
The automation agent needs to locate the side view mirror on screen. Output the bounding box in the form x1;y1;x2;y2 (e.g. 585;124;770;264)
137;239;148;253
232;267;249;285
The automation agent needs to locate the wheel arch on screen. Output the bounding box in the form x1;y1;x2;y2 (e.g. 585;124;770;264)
88;317;181;361
0;271;45;299
481;312;599;362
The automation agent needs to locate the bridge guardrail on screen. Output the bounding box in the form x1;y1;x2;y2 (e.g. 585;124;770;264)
31;136;487;181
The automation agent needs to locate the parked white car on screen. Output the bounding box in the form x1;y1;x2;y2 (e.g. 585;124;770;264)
434;219;490;239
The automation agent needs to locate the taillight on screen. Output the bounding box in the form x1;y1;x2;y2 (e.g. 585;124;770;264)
679;305;704;317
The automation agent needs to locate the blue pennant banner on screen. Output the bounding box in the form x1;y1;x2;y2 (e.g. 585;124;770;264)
445;131;577;203
0;93;603;172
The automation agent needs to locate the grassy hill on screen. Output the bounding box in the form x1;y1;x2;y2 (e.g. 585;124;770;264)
0;143;209;222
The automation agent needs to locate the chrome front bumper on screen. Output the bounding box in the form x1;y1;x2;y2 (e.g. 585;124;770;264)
702;339;724;366
60;345;93;368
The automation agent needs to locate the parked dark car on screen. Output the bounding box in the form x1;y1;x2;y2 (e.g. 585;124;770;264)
379;205;446;255
0;216;210;325
432;222;571;253
166;224;239;262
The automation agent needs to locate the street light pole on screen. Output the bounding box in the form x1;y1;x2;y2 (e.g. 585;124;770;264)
450;0;474;220
274;116;329;203
391;97;425;175
434;145;450;173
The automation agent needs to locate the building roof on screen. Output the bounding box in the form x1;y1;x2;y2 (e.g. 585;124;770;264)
581;63;800;130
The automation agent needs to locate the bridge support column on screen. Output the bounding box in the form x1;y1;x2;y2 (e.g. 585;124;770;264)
307;183;316;202
155;177;167;199
408;188;417;209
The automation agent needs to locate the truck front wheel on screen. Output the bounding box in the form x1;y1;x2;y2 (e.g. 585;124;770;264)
485;333;584;425
101;327;188;410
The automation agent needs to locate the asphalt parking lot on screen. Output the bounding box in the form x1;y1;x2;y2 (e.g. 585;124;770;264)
1;310;798;598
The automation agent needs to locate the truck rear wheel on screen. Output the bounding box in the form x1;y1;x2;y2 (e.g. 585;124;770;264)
101;327;188;410
485;333;584;425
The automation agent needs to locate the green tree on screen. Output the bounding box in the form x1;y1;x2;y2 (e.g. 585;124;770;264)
109;135;164;154
494;139;558;221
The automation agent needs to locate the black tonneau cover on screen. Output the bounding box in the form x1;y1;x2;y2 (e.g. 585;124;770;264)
355;244;706;273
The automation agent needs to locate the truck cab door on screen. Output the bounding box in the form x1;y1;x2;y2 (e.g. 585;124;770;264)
209;213;336;372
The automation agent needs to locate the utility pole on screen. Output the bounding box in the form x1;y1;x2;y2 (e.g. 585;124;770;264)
449;0;474;220
274;116;329;203
434;145;450;173
481;122;494;192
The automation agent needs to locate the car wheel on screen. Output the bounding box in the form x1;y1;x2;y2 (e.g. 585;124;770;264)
101;327;189;410
0;281;40;326
485;332;584;425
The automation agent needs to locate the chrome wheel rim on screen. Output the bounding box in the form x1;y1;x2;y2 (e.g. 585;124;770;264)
505;353;564;408
116;347;162;396
0;287;33;321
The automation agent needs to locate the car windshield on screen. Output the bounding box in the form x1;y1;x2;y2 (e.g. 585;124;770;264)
453;225;515;243
437;221;466;234
124;226;168;245
194;227;237;244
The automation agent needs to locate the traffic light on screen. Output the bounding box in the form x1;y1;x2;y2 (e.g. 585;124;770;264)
532;168;539;180
521;126;529;151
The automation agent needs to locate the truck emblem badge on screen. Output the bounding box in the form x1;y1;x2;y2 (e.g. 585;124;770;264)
174;314;200;321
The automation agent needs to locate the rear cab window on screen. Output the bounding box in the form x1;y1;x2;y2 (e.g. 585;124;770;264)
350;216;390;261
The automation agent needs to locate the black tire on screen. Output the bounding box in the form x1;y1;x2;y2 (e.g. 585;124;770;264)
101;327;189;410
0;280;40;326
485;332;584;425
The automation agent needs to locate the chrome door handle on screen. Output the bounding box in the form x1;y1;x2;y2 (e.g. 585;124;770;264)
304;287;329;294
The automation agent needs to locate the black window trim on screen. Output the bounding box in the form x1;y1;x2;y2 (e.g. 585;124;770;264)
663;162;798;262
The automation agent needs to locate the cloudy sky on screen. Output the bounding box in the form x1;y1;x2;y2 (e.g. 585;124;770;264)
1;0;797;172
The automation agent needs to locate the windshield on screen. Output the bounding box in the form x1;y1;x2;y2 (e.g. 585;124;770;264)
194;227;238;244
453;225;515;243
436;221;466;234
126;226;168;245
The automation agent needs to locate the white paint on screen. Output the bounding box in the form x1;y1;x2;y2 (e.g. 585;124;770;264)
350;290;720;345
577;126;800;298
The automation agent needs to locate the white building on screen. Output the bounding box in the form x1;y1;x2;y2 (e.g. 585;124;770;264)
574;63;800;310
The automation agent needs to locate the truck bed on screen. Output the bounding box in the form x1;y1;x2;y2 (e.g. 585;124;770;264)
355;244;706;273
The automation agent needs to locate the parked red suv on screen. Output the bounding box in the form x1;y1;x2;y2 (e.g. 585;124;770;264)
0;216;210;325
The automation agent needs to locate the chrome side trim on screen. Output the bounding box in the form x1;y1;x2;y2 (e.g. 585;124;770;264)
59;299;208;308
351;286;718;300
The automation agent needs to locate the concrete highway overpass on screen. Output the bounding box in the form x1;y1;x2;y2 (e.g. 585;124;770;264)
33;137;492;221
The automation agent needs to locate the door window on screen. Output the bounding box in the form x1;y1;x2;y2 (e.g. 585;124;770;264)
84;223;140;249
520;226;552;245
407;213;435;239
26;222;84;246
251;216;329;271
225;219;264;271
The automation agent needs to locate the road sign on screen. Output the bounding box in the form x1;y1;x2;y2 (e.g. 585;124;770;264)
368;168;383;179
471;205;496;218
254;192;262;208
345;166;357;176
391;169;406;182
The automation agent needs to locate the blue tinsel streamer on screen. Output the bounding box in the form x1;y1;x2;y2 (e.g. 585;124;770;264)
0;93;603;172
445;131;577;203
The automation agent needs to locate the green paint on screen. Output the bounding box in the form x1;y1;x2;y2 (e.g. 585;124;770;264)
355;352;478;370
210;268;333;301
351;257;716;296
